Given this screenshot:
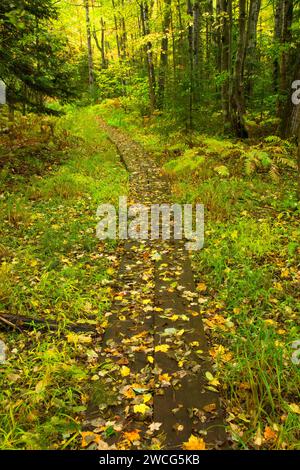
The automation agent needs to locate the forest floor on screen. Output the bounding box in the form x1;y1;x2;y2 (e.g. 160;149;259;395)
0;103;299;450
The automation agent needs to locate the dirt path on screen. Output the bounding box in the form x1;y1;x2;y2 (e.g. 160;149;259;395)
85;120;227;450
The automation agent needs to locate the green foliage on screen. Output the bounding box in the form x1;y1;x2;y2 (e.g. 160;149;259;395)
0;106;127;448
0;0;77;113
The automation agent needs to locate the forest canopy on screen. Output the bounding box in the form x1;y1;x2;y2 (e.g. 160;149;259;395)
1;0;300;136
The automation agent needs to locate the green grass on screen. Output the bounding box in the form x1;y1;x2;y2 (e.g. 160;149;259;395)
0;106;127;449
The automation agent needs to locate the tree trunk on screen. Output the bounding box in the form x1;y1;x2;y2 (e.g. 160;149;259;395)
187;0;194;129
140;1;157;112
245;0;261;99
220;0;231;128
215;0;222;73
206;0;214;66
84;0;94;89
273;0;283;94
112;0;121;59
279;0;294;99
192;1;202;102
230;0;248;138
157;0;172;109
93;18;108;69
281;54;300;138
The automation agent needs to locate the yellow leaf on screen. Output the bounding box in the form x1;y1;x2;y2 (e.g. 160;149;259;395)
143;393;152;404
155;344;170;353
147;355;154;364
205;371;220;387
81;431;102;448
123;430;141;442
170;314;179;321
133;404;150;414
289;403;300;414
196;283;207;292
182;435;206;450
121;366;131;377
66;333;92;345
159;373;171;383
35;379;47;393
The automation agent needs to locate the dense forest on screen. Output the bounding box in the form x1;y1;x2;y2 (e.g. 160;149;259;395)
0;0;300;453
1;1;300;136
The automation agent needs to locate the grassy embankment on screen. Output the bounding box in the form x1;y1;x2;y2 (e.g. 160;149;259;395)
0;106;127;449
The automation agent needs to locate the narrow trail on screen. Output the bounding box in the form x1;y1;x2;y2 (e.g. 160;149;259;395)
86;120;227;450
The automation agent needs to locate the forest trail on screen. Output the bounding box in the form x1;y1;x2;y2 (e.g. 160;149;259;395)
85;119;227;450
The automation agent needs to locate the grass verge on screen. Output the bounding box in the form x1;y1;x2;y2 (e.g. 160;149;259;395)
0;106;127;449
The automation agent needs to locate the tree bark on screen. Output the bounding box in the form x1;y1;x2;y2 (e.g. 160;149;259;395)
245;0;261;99
187;0;194;129
93;18;108;69
220;0;231;128
140;1;157;112
230;0;248;138
157;0;172;109
84;0;95;89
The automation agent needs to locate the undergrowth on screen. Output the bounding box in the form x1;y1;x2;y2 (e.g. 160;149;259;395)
0;107;127;449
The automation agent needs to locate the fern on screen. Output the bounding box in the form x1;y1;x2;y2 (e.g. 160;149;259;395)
269;164;280;182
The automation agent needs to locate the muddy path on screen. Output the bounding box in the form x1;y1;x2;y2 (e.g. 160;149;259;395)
85;120;227;450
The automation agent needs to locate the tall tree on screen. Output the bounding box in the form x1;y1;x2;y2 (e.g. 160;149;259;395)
84;0;95;88
157;0;172;109
140;1;157;111
245;0;262;99
0;0;76;115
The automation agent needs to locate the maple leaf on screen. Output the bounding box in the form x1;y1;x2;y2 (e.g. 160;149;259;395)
182;435;206;450
123;430;141;442
148;422;162;433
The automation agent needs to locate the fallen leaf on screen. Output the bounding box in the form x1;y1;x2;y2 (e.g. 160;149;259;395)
123;430;141;442
120;366;131;377
289;403;300;414
133;404;151;414
203;403;217;413
148;422;162;433
155;344;170;353
264;426;277;441
182;434;206;450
